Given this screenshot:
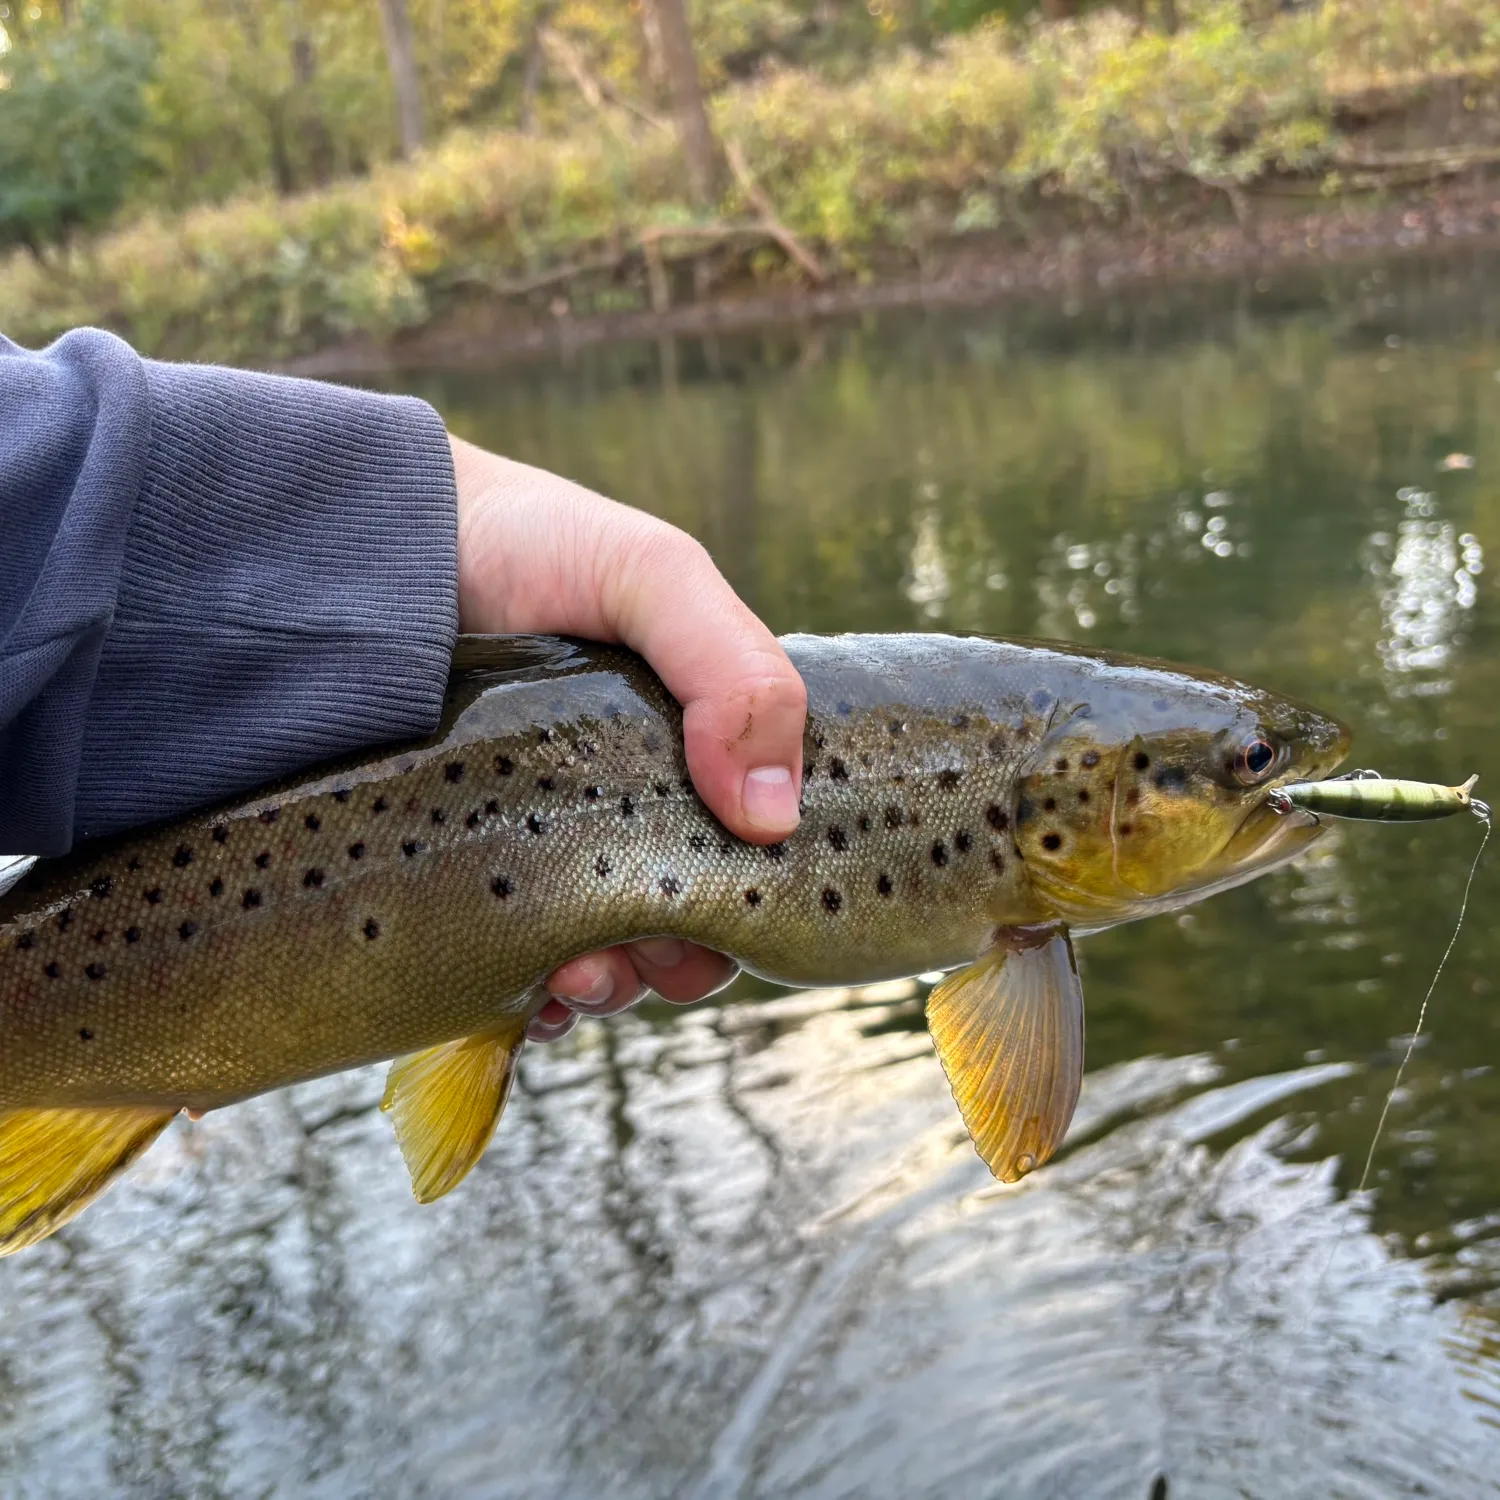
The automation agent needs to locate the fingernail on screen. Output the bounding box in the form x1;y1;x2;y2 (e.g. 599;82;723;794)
551;967;615;1011
633;937;685;969
743;765;799;833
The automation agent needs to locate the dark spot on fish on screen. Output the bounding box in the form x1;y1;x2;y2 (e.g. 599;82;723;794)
537;776;554;792
372;797;388;814
951;714;970;730
56;909;73;933
1055;758;1069;773
333;789;352;803
990;851;1005;873
144;888;163;905
402;841;422;858
937;769;962;790
305;814;321;832
908;810;921;828
445;762;466;783
304;869;326;888
1134;752;1151;771
15;933;34;951
765;842;786;862
125;927;141;944
209;878;224;898
492;875;514;898
526;814;545;836
496;756;514;777
891;773;906;786
1078;789;1091;804
173;845;194;868
884;807;903;830
620;795;635;818
128;855;144;870
348;842;366;861
79;1025;95;1038
254;851;271;869
1153;698;1171;713
1154;766;1188;792
859;815;873;833
988;733;1007;758
837;701;853;717
822;887;842;913
91;928;108;944
745;888;762;907
1031;691;1052;711
1043;797;1057;812
986;804;1009;832
179;921;199;941
363;919;380;940
889;720;906;736
1082;750;1100;769
462;809;479;829
956;830;973;853
585;786;602;801
90;876;112;900
1042;832;1063;851
1119;823;1134;836
594;855;611;879
578;739;598;759
210;829;227;847
660;875;680;897
1016;796;1034;827
877;873;893;897
829;757;849;782
44;962;60;980
260;807;281;824
242;889;262;909
827;826;849;852
486;799;499;815
83;959;106;982
689;833;708;851
538;729;555;745
931;841;949;867
431;808;446;825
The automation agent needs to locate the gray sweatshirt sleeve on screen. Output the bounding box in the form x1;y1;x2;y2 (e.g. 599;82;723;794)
0;329;459;855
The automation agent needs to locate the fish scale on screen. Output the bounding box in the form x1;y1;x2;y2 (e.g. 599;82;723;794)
0;631;1349;1251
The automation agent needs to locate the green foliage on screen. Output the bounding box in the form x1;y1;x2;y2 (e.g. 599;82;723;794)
2;0;1497;361
0;21;155;251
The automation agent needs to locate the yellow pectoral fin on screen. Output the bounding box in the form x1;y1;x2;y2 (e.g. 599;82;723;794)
0;1105;177;1257
382;1018;529;1204
926;923;1084;1184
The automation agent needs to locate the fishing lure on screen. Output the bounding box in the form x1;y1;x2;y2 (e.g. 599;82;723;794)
1268;770;1489;824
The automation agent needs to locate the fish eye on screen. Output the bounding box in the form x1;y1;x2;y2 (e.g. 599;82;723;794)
1233;737;1278;785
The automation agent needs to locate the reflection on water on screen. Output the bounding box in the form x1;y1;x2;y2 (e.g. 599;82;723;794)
9;249;1500;1495
5;987;1500;1498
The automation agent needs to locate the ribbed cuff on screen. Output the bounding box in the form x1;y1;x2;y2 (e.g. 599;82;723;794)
74;361;459;838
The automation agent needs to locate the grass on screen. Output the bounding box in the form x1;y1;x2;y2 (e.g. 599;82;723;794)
2;0;1496;364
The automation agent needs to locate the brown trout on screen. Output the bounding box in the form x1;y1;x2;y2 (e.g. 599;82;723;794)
0;633;1347;1253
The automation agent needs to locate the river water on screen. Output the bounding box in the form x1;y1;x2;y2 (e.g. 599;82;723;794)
5;251;1500;1498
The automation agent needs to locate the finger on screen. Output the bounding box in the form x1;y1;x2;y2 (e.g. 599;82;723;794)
526;996;581;1043
625;938;740;1005
451;444;807;844
545;948;647;1019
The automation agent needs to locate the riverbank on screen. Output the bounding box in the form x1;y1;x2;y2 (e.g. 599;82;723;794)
3;3;1498;373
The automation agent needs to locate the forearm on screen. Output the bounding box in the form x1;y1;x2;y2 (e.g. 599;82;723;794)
0;331;459;854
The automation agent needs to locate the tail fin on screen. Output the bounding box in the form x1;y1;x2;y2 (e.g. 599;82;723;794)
0;1105;176;1256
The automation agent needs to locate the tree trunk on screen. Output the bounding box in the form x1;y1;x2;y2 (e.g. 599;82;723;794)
642;0;719;205
376;0;426;158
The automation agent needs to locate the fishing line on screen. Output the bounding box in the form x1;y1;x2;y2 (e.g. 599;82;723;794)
1254;802;1488;1470
1352;805;1489;1203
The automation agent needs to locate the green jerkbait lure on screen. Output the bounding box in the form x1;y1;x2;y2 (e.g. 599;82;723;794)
1268;771;1489;823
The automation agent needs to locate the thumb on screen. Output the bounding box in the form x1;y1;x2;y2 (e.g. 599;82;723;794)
598;521;807;844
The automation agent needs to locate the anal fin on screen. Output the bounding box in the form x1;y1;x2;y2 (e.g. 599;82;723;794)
0;1105;176;1256
381;1019;528;1204
926;923;1084;1183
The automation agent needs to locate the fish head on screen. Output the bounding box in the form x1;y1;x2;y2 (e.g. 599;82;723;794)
1009;657;1349;928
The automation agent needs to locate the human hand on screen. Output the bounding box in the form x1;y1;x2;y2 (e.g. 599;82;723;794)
449;434;807;1043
